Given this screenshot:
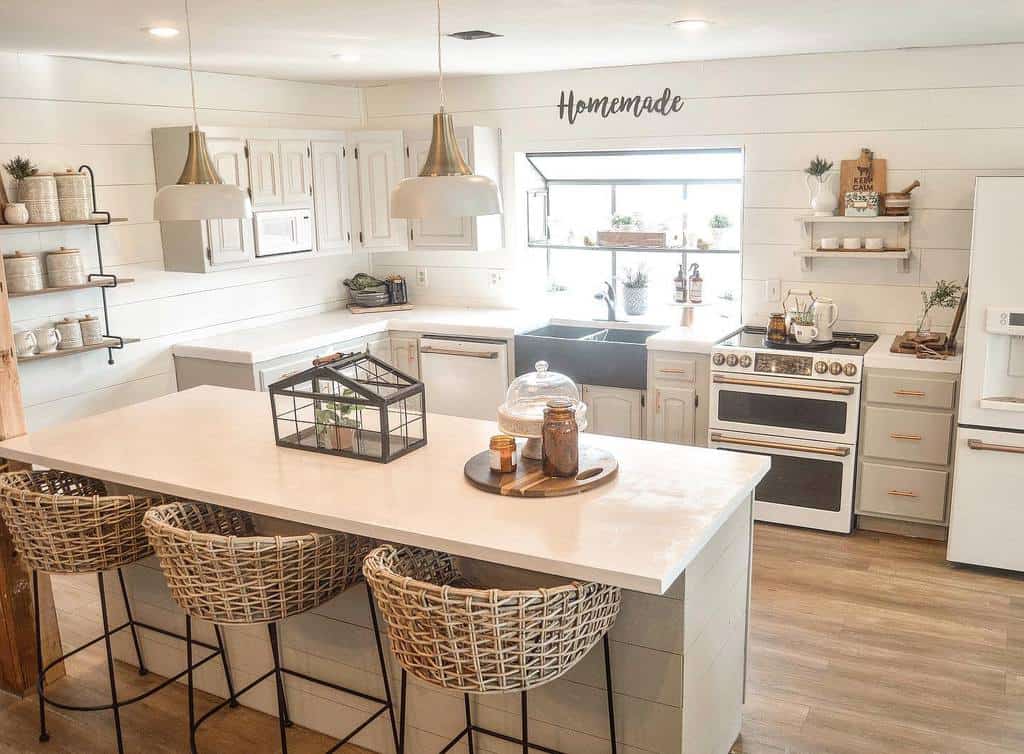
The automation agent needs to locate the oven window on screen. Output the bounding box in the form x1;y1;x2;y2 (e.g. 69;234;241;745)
728;450;844;511
717;390;848;435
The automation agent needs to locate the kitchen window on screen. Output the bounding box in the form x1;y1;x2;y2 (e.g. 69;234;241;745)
525;148;743;313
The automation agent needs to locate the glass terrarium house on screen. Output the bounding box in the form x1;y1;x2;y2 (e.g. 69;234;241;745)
268;352;426;463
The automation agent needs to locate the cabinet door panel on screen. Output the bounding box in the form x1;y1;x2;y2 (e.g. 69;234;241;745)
205;138;253;267
583;385;642;439
354;132;407;251
247;139;282;207
280;139;312;205
653;384;696;445
407;136;475;250
311;141;351;254
390;336;420;379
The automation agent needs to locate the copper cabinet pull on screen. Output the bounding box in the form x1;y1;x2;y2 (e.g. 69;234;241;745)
894;389;926;397
710;433;850;457
967;438;1024;455
420;346;498;359
655;389;661;412
887;489;919;498
713;375;854;396
890;432;923;441
659;367;692;375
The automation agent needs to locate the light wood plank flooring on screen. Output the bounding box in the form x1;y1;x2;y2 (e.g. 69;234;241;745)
1;524;1021;753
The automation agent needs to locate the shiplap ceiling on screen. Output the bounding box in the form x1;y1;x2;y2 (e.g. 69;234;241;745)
6;0;1024;85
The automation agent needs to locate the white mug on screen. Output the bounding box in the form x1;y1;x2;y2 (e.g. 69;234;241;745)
820;237;840;250
864;237;884;250
791;323;819;344
842;237;861;250
32;326;61;353
13;330;37;357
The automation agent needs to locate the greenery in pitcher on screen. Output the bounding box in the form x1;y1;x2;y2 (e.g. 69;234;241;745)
804;155;834;179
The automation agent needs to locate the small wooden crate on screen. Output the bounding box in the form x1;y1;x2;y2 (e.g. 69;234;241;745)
597;231;666;248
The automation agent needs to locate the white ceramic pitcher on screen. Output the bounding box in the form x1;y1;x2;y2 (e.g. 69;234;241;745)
811;297;839;341
805;173;838;216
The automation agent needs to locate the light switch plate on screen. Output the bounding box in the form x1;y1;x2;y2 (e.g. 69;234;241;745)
764;279;781;301
488;269;504;289
415;268;428;287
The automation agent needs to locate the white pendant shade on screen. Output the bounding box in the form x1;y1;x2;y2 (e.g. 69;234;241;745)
154;182;253;221
391;174;502;219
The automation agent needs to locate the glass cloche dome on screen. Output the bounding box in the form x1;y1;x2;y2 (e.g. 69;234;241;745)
498;361;587;458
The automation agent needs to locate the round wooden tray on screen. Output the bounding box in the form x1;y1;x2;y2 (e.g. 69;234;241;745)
464;445;618;497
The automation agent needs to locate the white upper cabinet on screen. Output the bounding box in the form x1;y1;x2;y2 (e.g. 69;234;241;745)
280;139;312;205
404;126;504;252
353;131;408;251
247;138;283;207
205;137;254;268
311;141;352;255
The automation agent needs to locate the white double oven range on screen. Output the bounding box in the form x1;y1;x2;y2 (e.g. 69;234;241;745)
708;327;878;533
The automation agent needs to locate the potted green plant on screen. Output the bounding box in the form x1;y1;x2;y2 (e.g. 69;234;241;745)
917;280;962;338
610;213;638;230
315;393;358;451
2;156;38;224
804;155;837;216
621;265;649;316
709;214;732;244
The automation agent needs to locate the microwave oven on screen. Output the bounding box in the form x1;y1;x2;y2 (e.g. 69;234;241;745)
254;209;313;258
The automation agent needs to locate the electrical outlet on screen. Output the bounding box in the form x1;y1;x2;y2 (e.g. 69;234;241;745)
415;268;428;287
764;279;781;302
488;269;504;289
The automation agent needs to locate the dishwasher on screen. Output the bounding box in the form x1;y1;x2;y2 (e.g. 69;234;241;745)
418;336;510;420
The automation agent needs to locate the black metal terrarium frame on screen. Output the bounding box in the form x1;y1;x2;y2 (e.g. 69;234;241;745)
268;351;427;463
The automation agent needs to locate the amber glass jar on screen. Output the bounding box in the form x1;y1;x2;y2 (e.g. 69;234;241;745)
489;435;517;473
767;312;788;343
542;398;579;478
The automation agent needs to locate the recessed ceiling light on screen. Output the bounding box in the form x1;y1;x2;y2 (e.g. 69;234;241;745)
145;26;180;38
670;19;711;31
332;52;362;63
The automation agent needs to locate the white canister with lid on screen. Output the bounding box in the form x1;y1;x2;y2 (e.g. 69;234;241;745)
45;247;86;287
53;170;91;222
3;252;45;293
20;174;60;223
78;314;104;345
55;317;83;350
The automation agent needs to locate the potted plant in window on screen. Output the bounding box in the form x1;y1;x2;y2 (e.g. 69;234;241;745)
621;265;649;316
315;394;357;451
709;214;732;245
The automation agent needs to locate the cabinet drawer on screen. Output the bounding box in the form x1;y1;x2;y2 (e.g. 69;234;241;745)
858;461;948;522
651;356;696;383
865;372;956;410
862;406;953;466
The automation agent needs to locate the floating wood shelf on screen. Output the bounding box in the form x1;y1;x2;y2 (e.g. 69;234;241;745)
9;277;134;299
0;217;128;232
16;337;140;363
796;215;911;224
794;248;912;273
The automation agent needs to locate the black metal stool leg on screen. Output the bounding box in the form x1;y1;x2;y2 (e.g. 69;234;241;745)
399;669;408;754
186;615;198;754
603;634;617;754
32;571;49;743
267;623;291;753
464;694;475;754
367;587;401;754
116;568;148;676
97;573;126;754
520;692;529;754
213;625;239;708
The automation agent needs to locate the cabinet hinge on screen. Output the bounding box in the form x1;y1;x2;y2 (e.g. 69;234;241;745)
641;394;645;408
243;145;249;159
409;228;414;241
205;247;212;262
346;232;351;242
405;146;410;158
247;187;253;200
354;147;359;159
359;231;364;244
695;394;699;408
307;145;311;158
342;147;347;158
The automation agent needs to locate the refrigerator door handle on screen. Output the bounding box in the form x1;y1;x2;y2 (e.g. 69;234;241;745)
967;438;1024;455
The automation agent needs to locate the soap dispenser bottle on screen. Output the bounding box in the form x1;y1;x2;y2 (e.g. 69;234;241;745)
688;263;703;304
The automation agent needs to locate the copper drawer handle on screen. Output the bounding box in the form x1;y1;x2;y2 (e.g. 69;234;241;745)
967;439;1024;455
887;489;919;498
659;367;692;375
890;432;922;441
894;389;926;397
710;433;850;457
713;375;855;396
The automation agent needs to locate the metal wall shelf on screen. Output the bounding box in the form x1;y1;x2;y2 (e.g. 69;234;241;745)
16;337;139;363
9;276;134;299
0;217;128;232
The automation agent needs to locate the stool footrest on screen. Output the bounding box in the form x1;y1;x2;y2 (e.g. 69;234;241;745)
440;725;566;754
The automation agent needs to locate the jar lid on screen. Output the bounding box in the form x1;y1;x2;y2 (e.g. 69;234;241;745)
52;247;79;254
489;434;516;449
78;314;97;322
59;317;77;324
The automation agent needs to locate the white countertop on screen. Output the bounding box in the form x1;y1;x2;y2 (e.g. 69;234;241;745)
645;314;742;355
0;386;769;595
863;338;963;374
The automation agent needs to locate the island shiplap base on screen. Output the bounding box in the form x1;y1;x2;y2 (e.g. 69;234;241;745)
100;498;752;754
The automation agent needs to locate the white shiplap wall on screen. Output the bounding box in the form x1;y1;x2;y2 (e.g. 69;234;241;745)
364;43;1024;332
0;54;367;429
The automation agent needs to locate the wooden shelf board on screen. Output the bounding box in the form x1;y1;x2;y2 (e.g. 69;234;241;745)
796;215;911;224
0;217;128;232
9;278;135;298
16;337;140;363
796;249;911;260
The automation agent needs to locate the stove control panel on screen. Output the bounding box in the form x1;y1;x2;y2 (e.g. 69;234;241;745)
712;347;863;383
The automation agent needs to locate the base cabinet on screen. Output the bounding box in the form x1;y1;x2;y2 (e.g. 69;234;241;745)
389;334;420;379
651;384;696;445
646;351;708;447
581;384;643;439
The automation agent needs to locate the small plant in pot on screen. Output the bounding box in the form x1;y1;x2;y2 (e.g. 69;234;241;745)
621;265;649;316
804;155;837;216
315;394;358;451
3;156;38;200
610;213;640;230
709;214;732;244
917;280;962;338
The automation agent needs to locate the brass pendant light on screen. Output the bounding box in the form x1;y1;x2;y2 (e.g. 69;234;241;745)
153;0;252;221
390;0;502;219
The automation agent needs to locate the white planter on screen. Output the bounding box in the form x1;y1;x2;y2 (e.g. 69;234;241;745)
3;203;29;225
622;286;648;315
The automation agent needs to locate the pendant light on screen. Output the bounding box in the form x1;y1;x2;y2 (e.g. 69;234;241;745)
153;0;252;221
390;0;502;219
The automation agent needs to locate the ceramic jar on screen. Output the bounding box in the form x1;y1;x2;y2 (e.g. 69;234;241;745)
3;202;29;225
55;317;83;350
32;326;61;353
622;285;648;316
53;170;91;222
78;314;104;345
13;330;37;357
19;175;60;223
3;252;45;293
45;247;85;287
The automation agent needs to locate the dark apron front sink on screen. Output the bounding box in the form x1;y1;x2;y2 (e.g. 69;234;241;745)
514;327;662;390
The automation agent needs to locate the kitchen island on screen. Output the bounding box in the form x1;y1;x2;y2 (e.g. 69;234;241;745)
0;386;768;754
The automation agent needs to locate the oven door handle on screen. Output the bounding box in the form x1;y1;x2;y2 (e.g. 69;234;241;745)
967;438;1024;455
710;432;851;457
712;374;855;396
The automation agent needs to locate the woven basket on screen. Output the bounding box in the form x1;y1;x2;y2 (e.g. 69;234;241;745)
363;545;621;694
0;470;161;574
143;501;373;625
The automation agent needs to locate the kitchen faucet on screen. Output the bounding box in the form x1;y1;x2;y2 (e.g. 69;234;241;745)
594;280;619;322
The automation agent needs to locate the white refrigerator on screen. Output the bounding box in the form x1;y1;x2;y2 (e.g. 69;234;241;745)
947;176;1024;571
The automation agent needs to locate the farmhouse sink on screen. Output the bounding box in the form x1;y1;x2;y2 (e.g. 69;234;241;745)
514;326;662;390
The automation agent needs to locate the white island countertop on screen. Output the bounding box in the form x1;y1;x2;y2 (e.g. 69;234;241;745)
0;386;769;595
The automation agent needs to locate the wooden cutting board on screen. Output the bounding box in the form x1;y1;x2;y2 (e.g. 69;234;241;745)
838;151;887;216
347;303;414;314
464;445;618;497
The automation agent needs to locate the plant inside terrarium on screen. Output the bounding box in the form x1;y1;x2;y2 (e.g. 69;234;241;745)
315;389;359;448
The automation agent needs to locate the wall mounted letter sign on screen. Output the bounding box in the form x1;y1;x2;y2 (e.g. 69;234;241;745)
558;87;684;125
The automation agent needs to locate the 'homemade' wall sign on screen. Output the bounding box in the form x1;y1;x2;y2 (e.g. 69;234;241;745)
558;87;685;125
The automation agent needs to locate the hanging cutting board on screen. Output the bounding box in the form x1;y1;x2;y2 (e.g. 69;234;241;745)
838;149;887;216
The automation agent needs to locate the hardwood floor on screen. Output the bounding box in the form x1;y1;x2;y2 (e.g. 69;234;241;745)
1;524;1021;753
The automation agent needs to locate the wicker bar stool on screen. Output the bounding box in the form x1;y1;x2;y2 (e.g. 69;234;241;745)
0;470;236;754
363;545;622;754
143;501;401;754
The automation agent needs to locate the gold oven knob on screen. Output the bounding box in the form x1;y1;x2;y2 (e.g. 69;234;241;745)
712;353;725;366
739;354;752;368
726;354;739;367
843;363;858;377
829;362;843;375
814;360;828;374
